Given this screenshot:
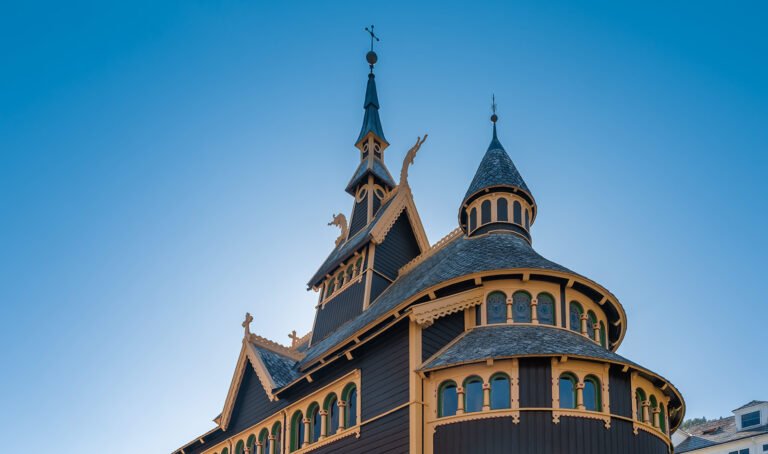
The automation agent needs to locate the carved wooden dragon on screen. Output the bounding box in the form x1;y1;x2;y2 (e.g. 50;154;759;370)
328;213;349;246
400;134;428;188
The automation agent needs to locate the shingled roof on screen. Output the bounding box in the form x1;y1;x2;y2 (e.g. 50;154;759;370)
676;416;768;453
254;346;301;389
463;124;532;205
345;157;396;194
421;324;638;371
300;231;572;367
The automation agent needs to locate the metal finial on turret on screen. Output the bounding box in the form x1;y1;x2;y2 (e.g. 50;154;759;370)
491;94;498;123
365;25;380;72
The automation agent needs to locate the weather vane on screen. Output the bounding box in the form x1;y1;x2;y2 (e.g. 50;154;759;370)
365;25;380;52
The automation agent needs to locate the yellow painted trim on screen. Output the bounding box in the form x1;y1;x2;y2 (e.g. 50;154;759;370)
409;320;424;454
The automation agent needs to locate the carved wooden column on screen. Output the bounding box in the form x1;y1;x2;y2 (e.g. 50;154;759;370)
303;417;311;446
319;409;328;439
456;387;465;414
482;383;491;411
652;407;660;428
255;441;262;454
576;382;586;410
338;400;347;431
580;314;588;336
531;297;539;324
642;401;650;424
506;296;513;323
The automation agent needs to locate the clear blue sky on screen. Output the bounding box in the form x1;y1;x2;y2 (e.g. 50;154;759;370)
1;1;766;452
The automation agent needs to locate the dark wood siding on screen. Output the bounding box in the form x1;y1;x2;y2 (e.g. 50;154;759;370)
312;281;366;342
519;358;552;408
349;197;369;237
434;413;670;454
372;193;382;216
373;213;421;280
228;366;288;435
369;272;391;303
309;407;408;454
422;311;465;362
609;365;633;418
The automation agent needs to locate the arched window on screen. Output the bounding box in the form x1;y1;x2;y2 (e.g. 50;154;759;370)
235;440;244;454
469;208;477;231
475;304;481;326
272;421;282;454
464;376;483;413
355;257;363;276
525;209;530;229
259;428;270;454
343;384;358;427
290;411;304;452
246;435;256;454
325;393;340;436
308;403;321;443
326;280;335;298
512;291;532;323
635;389;646;422
649;395;659;427
559;373;577;409
486;291;507;324
569;301;583;332
659;403;667;433
345;265;354;282
536;292;555;325
481;200;491;224
497;198;508;221
584;375;602;411
438;381;458;417
336;273;344;289
587;311;597;340
490;373;510;409
599;321;607;348
513;201;522;224
222;448;229;454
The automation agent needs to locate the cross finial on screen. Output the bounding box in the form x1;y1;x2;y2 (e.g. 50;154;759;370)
288;330;301;347
242;312;253;337
365;25;380;52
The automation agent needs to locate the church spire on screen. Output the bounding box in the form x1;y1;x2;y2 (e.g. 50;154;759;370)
355;25;387;147
458;99;538;241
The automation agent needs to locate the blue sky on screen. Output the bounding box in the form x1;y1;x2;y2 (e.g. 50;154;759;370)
1;1;766;452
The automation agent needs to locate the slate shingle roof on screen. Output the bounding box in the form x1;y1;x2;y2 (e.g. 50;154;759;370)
254;347;301;389
463;127;531;203
356;73;386;144
421;324;638;371
300;231;572;368
675;416;768;453
345;158;396;193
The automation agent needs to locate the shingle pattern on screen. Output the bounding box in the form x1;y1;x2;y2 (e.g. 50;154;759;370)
463;127;531;202
421;324;638;370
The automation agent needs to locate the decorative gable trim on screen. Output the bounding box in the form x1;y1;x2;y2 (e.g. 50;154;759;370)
399;228;462;276
409;288;483;327
370;186;430;253
219;336;302;431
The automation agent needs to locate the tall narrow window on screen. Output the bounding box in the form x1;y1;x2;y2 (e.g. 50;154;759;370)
569;302;583;332
659;403;667;433
481;200;492;224
559;373;577;409
584;375;602;411
222;448;229;454
325;393;340;436
469;208;477;231
438;381;458;417
355;257;363;276
235;441;244;454
587;311;597;340
290;411;304;452
635;389;646;422
259;429;270;454
513;201;522;224
497;198;508;221
246;435;256;454
512;291;532;323
649;395;659;427
537;292;555;325
490;373;511;409
343;384;358;427
599;321;607;348
486;291;507;324
272;422;282;454
525;209;530;229
464;376;483;413
308;403;321;443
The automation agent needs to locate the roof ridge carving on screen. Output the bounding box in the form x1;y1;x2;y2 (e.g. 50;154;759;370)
248;333;305;361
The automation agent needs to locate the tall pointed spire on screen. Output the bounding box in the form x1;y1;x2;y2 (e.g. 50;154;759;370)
356;71;387;144
458;99;537;240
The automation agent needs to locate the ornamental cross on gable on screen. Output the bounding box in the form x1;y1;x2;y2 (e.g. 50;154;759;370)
242;312;253;337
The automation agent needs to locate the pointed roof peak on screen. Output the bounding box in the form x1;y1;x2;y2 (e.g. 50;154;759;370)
488;122;504;151
356;62;386;145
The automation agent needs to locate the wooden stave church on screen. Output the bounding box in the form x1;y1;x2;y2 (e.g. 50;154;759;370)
173;50;685;454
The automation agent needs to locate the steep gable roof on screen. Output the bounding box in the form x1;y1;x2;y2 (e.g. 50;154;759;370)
676;416;768;453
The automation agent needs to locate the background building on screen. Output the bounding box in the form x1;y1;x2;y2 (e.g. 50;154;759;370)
674;401;768;454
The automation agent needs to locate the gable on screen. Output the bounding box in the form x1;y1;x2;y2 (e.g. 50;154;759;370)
227;365;287;435
373;212;421;280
